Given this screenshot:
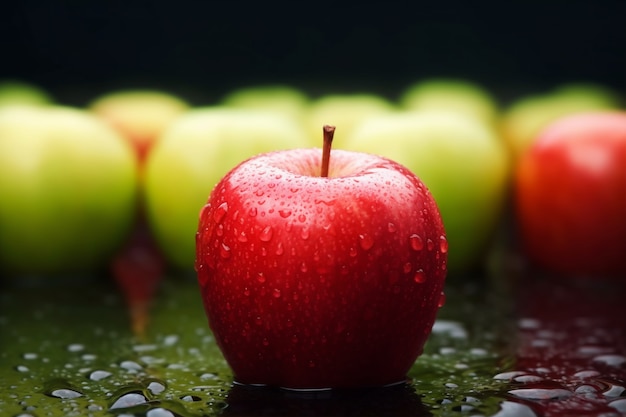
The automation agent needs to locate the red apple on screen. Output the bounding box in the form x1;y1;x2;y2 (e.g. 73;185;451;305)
195;127;448;389
515;111;626;279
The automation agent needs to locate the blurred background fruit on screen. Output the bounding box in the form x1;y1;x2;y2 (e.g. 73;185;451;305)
143;108;310;271
343;110;510;275
501;82;622;161
89;90;190;169
0;105;138;278
399;78;500;127
0;79;53;107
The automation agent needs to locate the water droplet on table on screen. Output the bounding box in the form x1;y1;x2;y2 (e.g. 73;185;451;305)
508;388;572;400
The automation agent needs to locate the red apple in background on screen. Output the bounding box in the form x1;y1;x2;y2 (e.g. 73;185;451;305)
515;111;626;279
196;127;448;389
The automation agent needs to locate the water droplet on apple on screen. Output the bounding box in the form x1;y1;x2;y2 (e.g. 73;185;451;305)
298;214;307;223
238;231;248;242
403;262;412;273
219;243;231;259
427;239;435;251
349;247;358;257
256;272;266;283
279;209;292;218
255;189;264;197
248;207;257;217
414;269;426;283
438;292;446;308
439;235;448;253
259;226;273;242
409;234;424;251
359;234;374;250
300;262;308;273
272;289;281;298
387;222;397;233
275;242;284;255
300;228;310;240
213;202;228;223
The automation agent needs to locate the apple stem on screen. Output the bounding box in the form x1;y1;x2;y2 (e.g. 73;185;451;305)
321;125;335;177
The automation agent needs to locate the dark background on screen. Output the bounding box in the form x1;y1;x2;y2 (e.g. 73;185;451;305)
2;1;625;106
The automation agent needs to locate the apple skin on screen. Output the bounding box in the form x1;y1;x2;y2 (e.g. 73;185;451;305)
195;148;448;389
0;106;138;277
89;90;190;166
515;111;626;280
144;108;310;271
343;111;509;275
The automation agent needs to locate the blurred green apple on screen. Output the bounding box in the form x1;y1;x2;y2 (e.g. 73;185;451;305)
343;110;510;275
143;108;310;271
400;78;499;126
220;84;310;124
89;90;190;166
0;106;138;278
304;94;396;145
0;79;52;107
501;82;621;161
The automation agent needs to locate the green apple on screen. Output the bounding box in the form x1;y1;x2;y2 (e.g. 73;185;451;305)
89;90;190;166
0;106;138;278
143;108;311;271
343;110;510;275
304;93;396;145
220;84;310;124
0;79;52;107
501;82;621;161
399;78;499;126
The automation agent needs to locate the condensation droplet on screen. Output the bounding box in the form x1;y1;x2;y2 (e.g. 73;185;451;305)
238;231;248;242
213;202;228;223
409;234;424;251
259;226;273;242
300;228;310;240
272;289;281;298
414;269;426;283
275;242;284;255
248;207;258;217
387;222;397;233
298;214;307;223
427;239;435;251
403;262;412;274
349;247;358;257
279;209;292;218
439;235;448;253
438;292;446;308
359;234;374;250
256;273;266;283
220;243;231;259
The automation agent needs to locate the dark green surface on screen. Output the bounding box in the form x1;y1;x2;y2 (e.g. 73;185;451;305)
0;272;519;417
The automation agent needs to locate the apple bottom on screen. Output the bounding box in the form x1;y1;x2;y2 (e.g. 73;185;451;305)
202;285;438;390
217;332;429;391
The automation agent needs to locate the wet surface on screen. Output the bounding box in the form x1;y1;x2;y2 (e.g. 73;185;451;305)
1;267;625;416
